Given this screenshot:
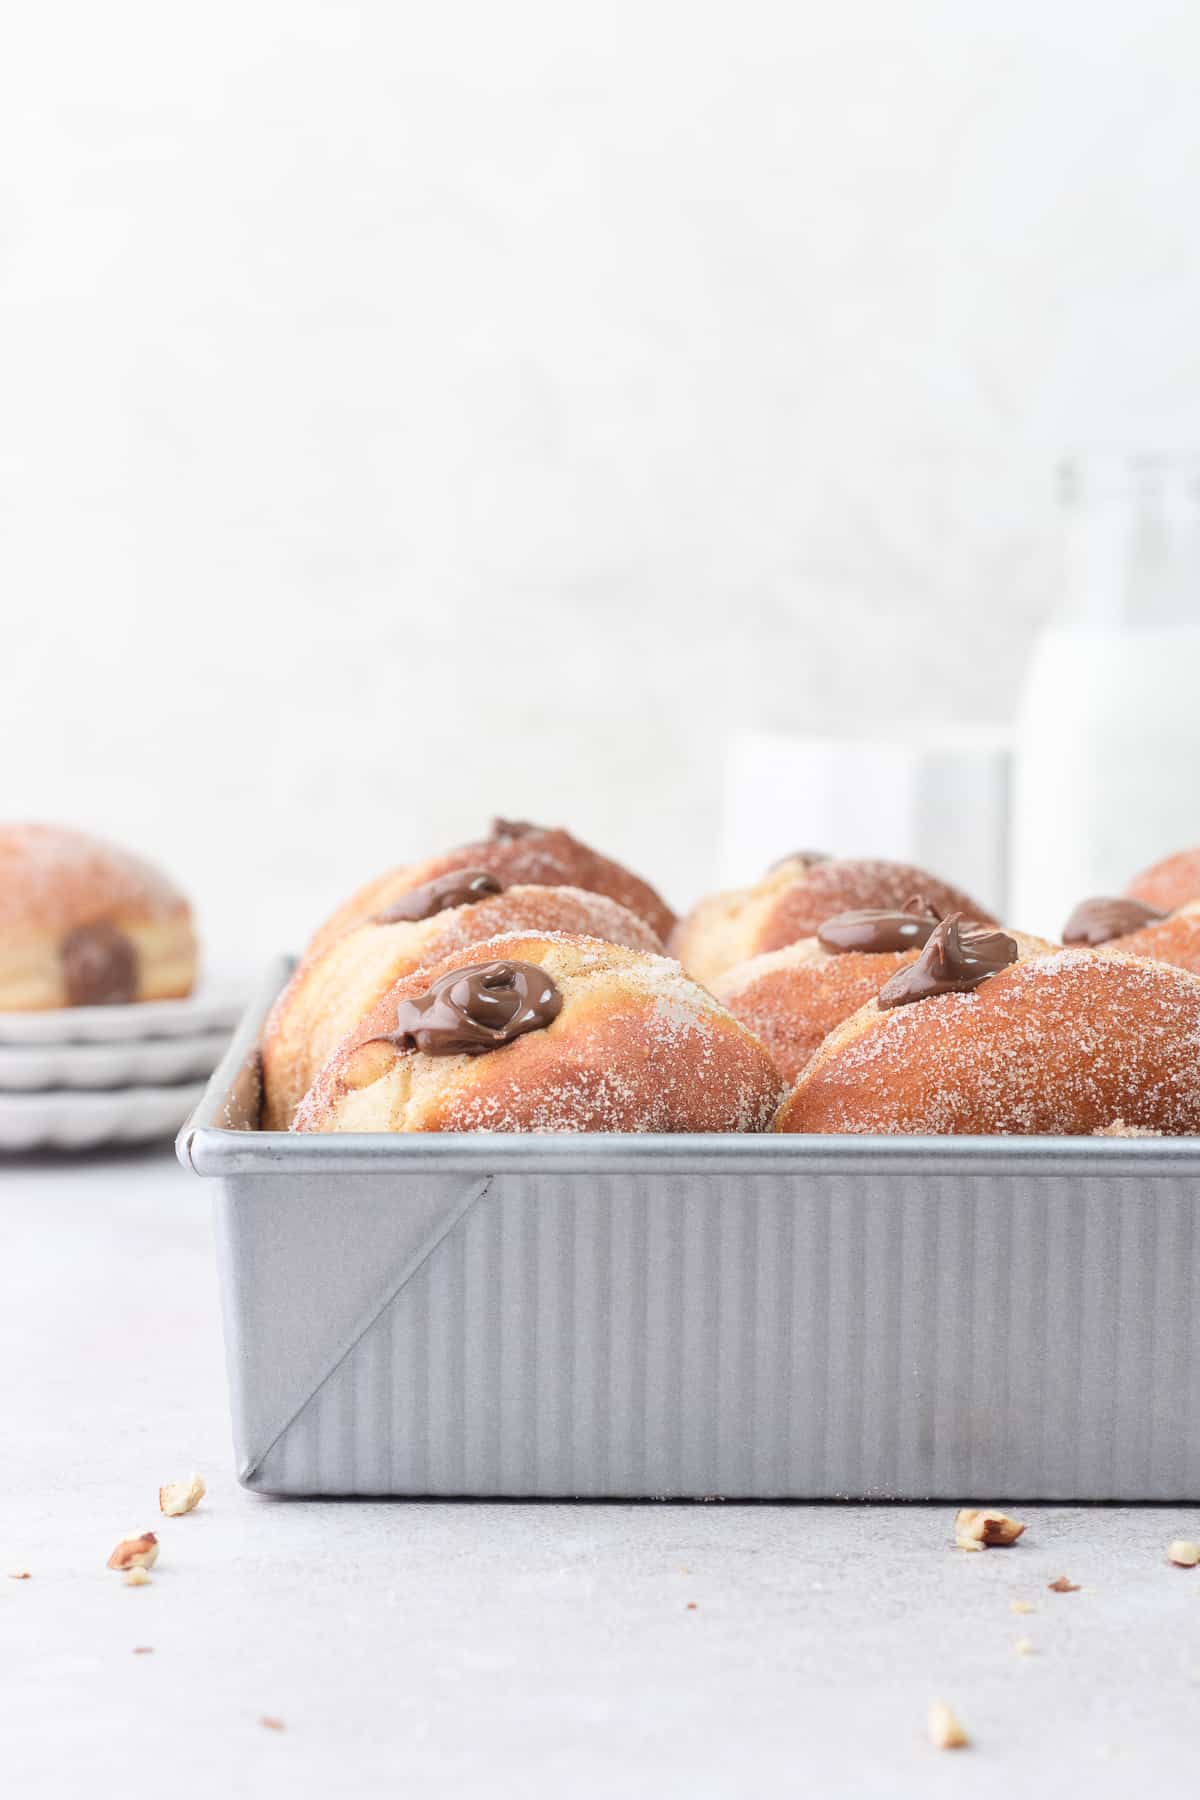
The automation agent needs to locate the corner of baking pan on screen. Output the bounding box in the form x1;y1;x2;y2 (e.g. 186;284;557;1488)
177;954;1200;1180
176;955;293;1173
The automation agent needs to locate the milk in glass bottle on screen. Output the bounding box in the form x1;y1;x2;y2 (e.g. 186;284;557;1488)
1010;455;1200;938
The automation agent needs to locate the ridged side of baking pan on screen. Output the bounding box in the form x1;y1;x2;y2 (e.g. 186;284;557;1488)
180;959;1200;1500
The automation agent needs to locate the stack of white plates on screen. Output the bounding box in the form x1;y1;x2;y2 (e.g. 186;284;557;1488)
0;989;243;1151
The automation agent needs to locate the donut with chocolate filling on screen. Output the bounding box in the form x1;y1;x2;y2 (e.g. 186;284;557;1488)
306;819;675;958
715;905;1050;1083
669;857;995;990
1062;893;1200;979
775;942;1200;1136
292;932;786;1135
1062;895;1166;946
262;883;663;1129
0;823;196;1011
1097;901;1200;977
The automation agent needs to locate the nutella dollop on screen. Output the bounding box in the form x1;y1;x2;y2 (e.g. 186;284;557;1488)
876;914;1017;1011
375;959;563;1057
491;818;539;841
61;921;138;1006
1062;895;1167;947
818;898;943;956
373;869;503;925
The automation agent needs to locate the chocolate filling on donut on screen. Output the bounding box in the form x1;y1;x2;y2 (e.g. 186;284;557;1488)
491;818;539;841
372;869;503;925
1062;895;1167;947
60;921;138;1006
876;914;1017;1011
374;959;563;1057
818;897;943;955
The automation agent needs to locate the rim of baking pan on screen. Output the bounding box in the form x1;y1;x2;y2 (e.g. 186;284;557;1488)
177;956;1200;1179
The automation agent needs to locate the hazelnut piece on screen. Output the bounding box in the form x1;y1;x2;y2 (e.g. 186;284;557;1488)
928;1700;969;1750
954;1507;1026;1550
107;1531;159;1572
159;1473;206;1517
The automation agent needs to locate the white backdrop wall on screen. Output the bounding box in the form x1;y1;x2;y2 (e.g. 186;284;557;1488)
3;1;1199;973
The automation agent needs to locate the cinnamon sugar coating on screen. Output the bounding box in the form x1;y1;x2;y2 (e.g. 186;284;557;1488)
262;885;662;1129
1104;901;1200;977
715;942;919;1084
0;823;189;933
0;823;195;1010
670;857;994;989
293;932;787;1135
718;927;1049;1086
1127;847;1200;915
306;826;674;960
775;950;1200;1136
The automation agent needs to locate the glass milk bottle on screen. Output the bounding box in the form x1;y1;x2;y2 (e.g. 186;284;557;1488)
1010;455;1200;939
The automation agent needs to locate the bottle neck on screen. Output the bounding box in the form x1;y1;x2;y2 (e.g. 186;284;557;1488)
1059;454;1200;628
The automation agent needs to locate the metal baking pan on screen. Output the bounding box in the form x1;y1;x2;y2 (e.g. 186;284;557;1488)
178;957;1200;1500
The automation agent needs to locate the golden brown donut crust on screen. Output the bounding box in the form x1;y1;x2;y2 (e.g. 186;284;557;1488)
714;941;920;1084
293;932;786;1135
717;926;1053;1086
261;886;663;1130
0;823;190;933
775;949;1200;1136
669;857;995;989
0;823;195;1010
1101;901;1200;977
307;826;675;960
1126;850;1200;916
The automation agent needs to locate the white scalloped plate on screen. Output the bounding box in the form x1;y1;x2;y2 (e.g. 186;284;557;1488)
0;1081;205;1151
0;985;245;1046
0;1029;232;1093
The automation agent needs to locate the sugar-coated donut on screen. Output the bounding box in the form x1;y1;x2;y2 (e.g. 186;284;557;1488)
292;932;787;1135
0;823;196;1011
1063;893;1200;979
262;883;663;1129
715;940;916;1084
775;947;1200;1136
715;905;1052;1084
1099;902;1200;977
1126;847;1200;915
306;819;675;961
669;856;995;989
1062;895;1166;946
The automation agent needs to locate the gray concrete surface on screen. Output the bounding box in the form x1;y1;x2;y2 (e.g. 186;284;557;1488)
3;1145;1200;1797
